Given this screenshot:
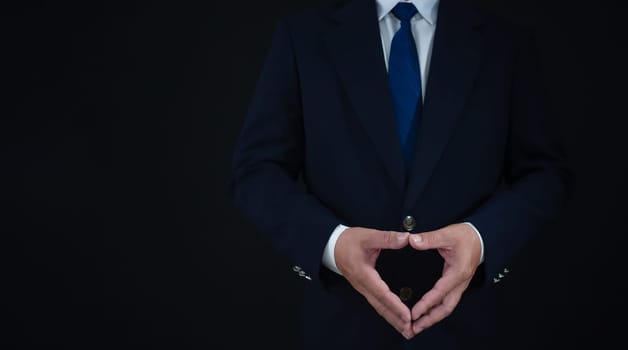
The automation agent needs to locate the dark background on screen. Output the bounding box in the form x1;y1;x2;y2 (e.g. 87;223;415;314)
2;0;626;349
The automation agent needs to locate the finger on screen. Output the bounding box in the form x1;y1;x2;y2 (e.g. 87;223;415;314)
365;294;414;339
357;268;413;338
363;230;408;250
412;285;465;333
409;229;451;251
411;271;461;320
360;268;412;323
355;248;415;339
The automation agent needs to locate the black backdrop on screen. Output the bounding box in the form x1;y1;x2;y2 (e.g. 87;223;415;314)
2;0;626;349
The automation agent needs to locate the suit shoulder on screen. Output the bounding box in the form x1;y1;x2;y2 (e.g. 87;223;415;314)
478;6;537;42
274;0;342;36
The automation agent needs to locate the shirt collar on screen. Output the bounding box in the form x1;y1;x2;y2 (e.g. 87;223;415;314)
376;0;439;25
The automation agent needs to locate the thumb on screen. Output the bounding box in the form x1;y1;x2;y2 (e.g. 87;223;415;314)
409;229;449;250
364;230;409;250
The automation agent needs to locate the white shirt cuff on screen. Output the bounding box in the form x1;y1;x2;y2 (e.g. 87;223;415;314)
463;222;484;264
322;224;348;275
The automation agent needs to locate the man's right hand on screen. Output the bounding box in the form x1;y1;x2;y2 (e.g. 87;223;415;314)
335;227;413;339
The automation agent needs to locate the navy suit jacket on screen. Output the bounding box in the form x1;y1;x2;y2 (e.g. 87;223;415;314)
231;0;570;348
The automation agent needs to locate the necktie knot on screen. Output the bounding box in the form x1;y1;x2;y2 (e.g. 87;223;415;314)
392;2;418;23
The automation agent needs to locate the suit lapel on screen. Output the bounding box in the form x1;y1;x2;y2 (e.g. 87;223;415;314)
403;0;487;210
325;0;406;190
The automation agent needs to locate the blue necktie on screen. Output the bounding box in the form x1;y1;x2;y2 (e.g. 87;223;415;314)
388;3;421;173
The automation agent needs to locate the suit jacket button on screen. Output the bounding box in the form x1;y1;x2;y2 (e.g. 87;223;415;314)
402;216;416;232
399;287;413;301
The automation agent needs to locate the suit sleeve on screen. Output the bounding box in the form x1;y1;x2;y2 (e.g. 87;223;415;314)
465;30;573;286
230;19;342;283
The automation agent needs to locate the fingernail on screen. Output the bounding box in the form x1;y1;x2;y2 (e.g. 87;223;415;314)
412;235;422;244
397;232;407;242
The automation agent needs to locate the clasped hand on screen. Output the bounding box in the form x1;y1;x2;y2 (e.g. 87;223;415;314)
334;224;482;340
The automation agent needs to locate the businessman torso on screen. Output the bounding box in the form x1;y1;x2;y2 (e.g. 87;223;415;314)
232;0;568;348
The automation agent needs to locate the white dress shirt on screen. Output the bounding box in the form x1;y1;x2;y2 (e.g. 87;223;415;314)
322;0;484;275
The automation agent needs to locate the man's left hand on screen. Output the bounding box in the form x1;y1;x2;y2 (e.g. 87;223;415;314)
408;223;482;335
